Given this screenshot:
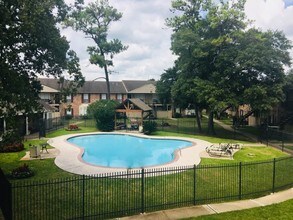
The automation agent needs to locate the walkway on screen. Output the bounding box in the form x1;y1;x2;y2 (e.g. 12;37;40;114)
121;188;293;220
213;118;260;142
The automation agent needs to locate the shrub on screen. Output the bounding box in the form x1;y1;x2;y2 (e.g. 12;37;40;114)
67;124;79;131
143;121;157;135
0;142;24;152
11;163;34;179
87;100;119;131
0;130;24;153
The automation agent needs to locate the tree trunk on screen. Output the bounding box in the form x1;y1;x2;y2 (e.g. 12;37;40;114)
104;65;111;100
207;111;216;135
195;105;202;133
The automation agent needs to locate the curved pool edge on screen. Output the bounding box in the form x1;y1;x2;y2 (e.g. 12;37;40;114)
49;132;212;175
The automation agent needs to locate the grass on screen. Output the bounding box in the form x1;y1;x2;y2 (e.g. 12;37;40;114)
1;118;292;219
200;146;289;165
0;126;99;181
46;126;98;138
186;199;293;220
153;131;253;144
156;117;253;143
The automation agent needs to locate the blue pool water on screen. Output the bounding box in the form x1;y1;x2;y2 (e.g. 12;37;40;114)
67;134;192;168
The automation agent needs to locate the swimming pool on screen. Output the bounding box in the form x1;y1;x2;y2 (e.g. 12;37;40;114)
68;134;192;168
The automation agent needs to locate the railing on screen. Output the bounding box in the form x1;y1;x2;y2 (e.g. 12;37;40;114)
259;126;293;153
1;157;292;219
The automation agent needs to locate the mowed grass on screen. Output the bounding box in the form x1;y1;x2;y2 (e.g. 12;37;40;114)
0;119;289;181
46;126;98;138
1;119;292;219
186;199;293;220
0;126;99;180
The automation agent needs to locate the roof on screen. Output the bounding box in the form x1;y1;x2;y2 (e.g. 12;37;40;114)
39;100;57;112
122;80;156;92
117;98;152;112
39;78;156;94
41;85;59;93
128;83;156;94
39;78;62;91
39;78;127;94
78;81;126;94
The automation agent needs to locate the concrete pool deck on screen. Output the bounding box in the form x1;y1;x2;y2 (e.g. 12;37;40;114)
49;132;211;175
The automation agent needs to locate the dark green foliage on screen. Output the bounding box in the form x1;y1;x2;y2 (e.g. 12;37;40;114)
143;121;157;135
156;67;178;105
167;0;292;134
11;163;34;179
87;100;118;131
0;0;84;120
0;130;24;152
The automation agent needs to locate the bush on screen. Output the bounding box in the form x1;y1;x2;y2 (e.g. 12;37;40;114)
0;130;24;152
0;142;24;152
67;124;79;131
143;121;157;135
11;163;34;179
87;100;119;131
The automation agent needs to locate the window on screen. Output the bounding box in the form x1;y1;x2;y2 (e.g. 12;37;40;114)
101;94;107;100
66;108;72;116
82;94;90;103
79;105;88;116
117;94;122;102
39;93;50;100
66;94;72;103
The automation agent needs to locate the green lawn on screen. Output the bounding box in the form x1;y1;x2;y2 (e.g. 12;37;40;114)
46;126;98;138
156;117;253;142
0;123;289;181
0;126;99;180
1;121;292;219
186;199;293;220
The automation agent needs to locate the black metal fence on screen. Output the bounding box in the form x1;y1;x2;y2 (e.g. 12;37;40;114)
1;157;292;220
156;118;199;134
38;116;96;137
259;126;293;153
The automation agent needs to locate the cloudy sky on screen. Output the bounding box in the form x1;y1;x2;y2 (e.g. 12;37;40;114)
63;0;293;81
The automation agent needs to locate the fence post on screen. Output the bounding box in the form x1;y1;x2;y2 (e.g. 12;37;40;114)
272;158;276;193
281;131;284;152
141;168;145;214
239;162;242;200
193;165;196;205
177;119;179;133
82;175;85;219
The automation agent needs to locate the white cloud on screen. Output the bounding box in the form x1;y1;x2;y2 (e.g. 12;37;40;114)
63;0;176;81
62;0;293;81
245;0;293;66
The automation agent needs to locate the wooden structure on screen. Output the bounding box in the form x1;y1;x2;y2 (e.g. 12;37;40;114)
115;98;152;130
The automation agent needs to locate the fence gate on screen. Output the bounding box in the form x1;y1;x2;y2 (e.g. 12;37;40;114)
0;169;12;220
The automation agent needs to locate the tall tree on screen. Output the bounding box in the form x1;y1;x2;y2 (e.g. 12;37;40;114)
167;0;291;134
156;66;178;108
0;0;84;124
66;0;128;100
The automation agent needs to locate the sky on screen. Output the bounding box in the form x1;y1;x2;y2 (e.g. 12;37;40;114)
63;0;293;81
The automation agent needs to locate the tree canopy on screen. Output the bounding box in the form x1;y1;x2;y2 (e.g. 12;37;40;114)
87;99;118;131
66;0;128;100
165;0;292;134
0;0;84;122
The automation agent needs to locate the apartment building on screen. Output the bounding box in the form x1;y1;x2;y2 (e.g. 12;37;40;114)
39;78;158;117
